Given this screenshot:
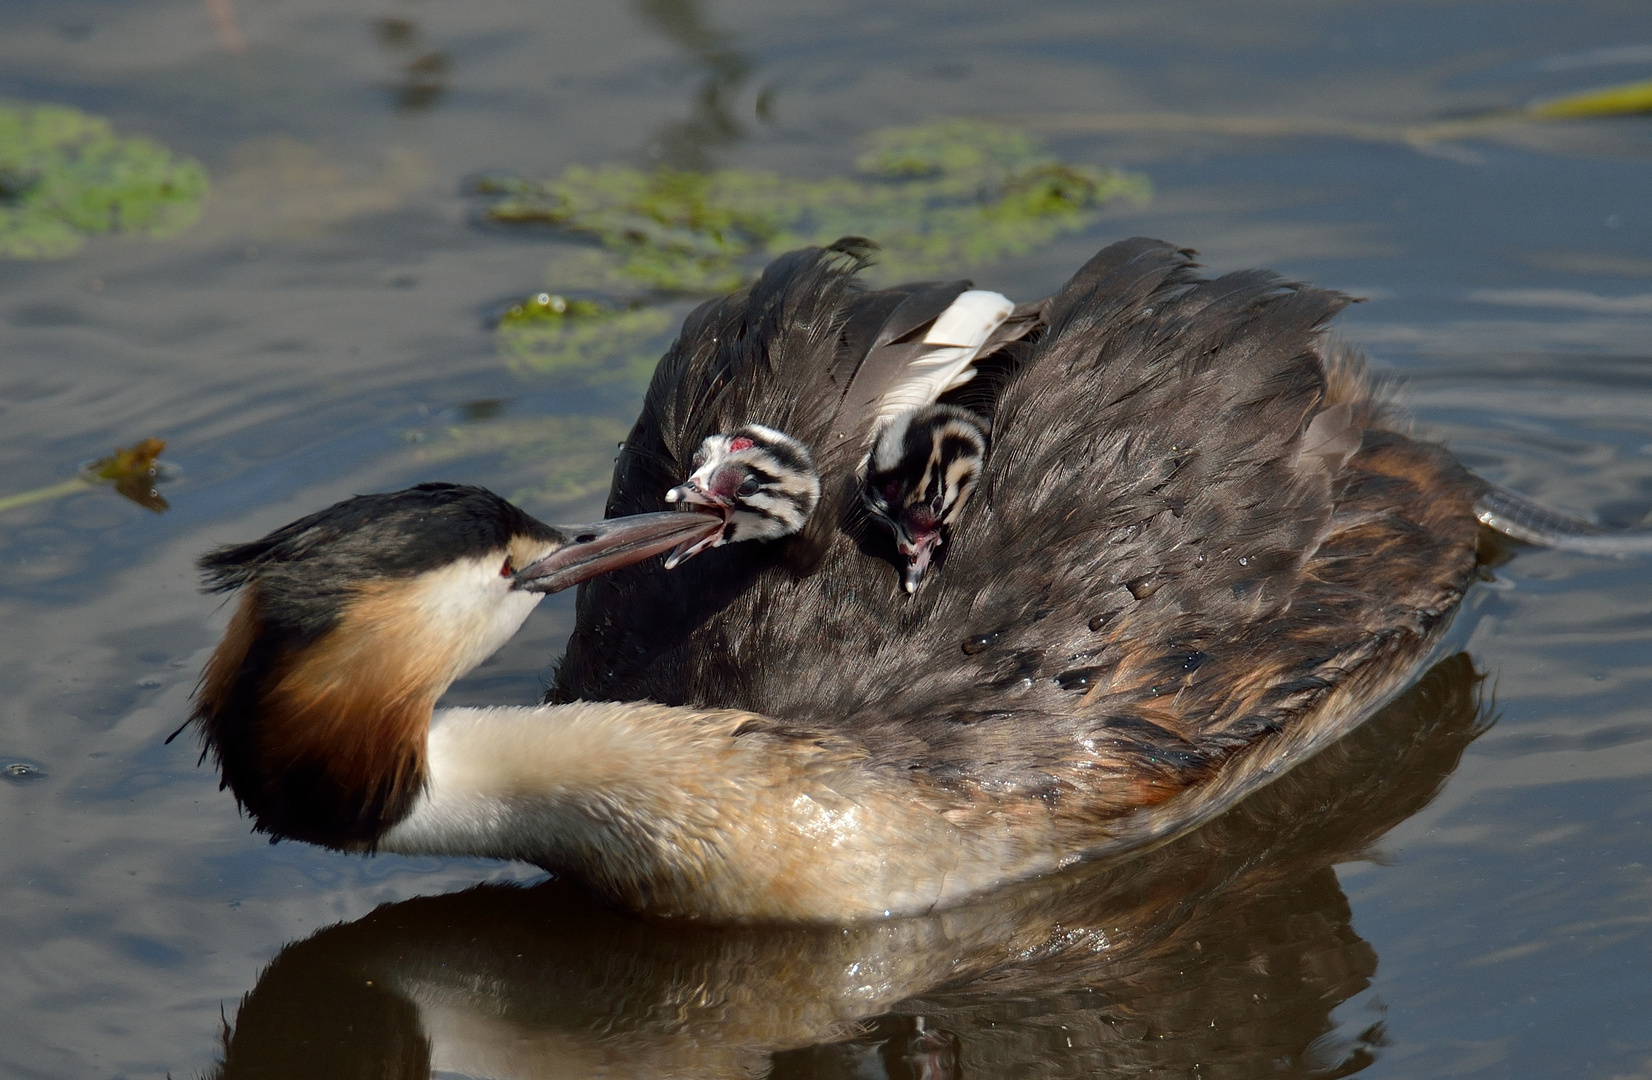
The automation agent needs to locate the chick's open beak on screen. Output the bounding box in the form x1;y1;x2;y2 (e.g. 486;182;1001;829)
898;531;942;594
513;512;723;593
661;483;735;569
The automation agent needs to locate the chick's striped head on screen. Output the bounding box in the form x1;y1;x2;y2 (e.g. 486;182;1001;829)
663;423;821;567
863;404;988;593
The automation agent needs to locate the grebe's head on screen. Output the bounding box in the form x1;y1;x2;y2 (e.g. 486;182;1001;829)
662;423;821;567
188;483;719;847
862;405;989;593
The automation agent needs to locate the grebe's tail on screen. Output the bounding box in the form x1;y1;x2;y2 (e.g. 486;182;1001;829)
1476;483;1652;556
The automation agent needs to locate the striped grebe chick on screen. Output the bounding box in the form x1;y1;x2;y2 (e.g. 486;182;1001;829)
861;403;990;592
662;423;820;567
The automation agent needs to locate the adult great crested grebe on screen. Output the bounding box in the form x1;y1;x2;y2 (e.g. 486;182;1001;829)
188;238;1648;922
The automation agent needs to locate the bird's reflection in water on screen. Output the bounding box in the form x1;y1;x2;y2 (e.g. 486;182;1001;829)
208;653;1486;1079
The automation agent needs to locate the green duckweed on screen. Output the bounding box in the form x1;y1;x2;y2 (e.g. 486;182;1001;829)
0;103;208;258
467;121;1148;486
496;297;676;383
479;119;1150;295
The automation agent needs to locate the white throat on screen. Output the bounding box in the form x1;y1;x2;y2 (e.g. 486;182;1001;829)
401;555;545;685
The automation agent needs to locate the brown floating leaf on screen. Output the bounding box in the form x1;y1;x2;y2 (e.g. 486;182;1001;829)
0;437;172;516
86;436;165;481
85;437;170;512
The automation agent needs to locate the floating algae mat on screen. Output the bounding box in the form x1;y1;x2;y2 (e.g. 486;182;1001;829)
493;292;675;386
481;121;1149;383
0;103;208;259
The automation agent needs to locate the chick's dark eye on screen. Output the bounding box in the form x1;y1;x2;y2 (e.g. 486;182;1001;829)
736;476;762;498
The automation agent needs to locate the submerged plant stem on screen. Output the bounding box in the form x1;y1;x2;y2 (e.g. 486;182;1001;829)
0;477;89;515
1011;78;1652;153
0;438;172;516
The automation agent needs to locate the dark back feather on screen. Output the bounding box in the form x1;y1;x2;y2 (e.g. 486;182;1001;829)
554;238;1483;829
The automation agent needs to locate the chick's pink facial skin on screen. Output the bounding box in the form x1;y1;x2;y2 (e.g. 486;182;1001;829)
665;435;757;515
662;436;752;567
705;437;758;501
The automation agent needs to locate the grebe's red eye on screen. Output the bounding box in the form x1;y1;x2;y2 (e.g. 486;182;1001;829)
729;436;755;452
500;556;514;577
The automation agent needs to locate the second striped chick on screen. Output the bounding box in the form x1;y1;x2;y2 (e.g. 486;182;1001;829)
862;403;989;593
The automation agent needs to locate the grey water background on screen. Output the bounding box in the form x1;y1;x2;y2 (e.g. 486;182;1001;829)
2;0;1651;1076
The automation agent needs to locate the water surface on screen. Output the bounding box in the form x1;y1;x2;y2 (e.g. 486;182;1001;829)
2;1;1650;1076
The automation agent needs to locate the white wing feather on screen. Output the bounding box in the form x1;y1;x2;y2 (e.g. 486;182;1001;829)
867;290;1014;434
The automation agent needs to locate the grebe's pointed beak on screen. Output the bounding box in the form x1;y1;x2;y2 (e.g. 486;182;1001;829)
513;512;723;593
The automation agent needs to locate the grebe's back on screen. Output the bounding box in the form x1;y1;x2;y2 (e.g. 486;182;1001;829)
556;239;1482;830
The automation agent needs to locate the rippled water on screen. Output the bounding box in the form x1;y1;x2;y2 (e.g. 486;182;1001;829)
2;1;1650;1076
